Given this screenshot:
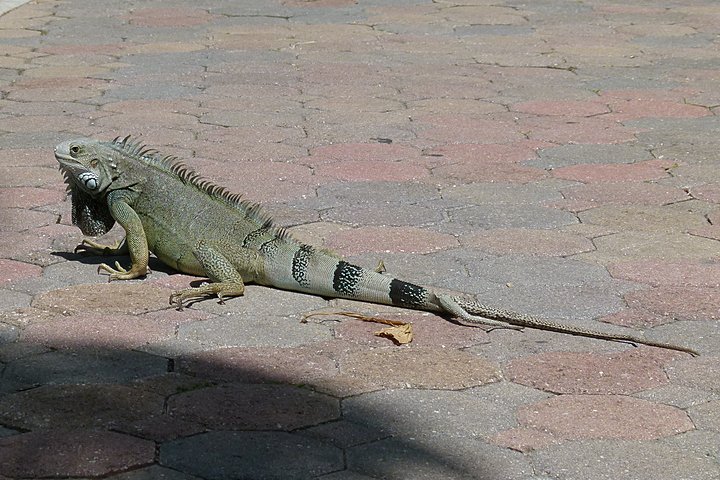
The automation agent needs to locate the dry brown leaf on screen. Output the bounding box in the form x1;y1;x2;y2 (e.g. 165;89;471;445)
303;310;413;344
374;323;413;345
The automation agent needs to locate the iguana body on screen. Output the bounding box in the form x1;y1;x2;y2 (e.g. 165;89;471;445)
55;136;698;356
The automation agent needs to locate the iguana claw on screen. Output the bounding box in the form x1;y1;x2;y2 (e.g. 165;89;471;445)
98;261;149;281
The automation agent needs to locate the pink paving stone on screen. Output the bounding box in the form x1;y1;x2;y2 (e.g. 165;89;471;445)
21;312;178;350
324;226;457;256
32;283;172;315
516;395;694;441
490;427;559;453
0;208;57;231
0;230;53;264
1;115;93;134
606;99;711;121
552;159;675;183
690;184;720;203
426;141;546;163
0;259;42;287
506;348;683;395
0;147;54;167
0;186;65;208
0;430;154;478
333;346;501;393
314;160;430;182
608;260;720;287
518;116;639;144
308;142;421;165
126;7;215;27
426;142;548;183
625;286;720;321
512;100;610;117
460;228;594;256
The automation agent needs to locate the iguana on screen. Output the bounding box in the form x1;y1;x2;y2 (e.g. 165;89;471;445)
55;136;699;356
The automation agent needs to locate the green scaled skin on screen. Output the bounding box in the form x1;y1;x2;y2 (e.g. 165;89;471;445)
55;136;699;356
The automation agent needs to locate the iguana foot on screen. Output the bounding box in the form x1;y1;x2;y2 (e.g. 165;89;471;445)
98;261;149;281
170;281;245;311
75;238;127;256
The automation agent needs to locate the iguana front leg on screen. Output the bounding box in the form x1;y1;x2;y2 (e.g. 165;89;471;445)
75;237;128;256
98;196;149;280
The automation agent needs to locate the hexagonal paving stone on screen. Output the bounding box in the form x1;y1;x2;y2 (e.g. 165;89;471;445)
0;430;154;478
160;431;343;479
167;383;340;430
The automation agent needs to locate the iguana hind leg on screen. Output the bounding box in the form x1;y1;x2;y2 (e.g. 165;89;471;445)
170;240;262;310
437;294;524;331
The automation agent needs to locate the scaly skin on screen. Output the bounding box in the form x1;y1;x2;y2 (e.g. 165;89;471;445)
55;136;699;356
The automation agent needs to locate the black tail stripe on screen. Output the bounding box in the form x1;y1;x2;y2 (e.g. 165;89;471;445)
291;244;314;288
332;261;364;297
389;279;427;308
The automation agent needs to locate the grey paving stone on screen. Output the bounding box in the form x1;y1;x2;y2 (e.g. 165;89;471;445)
346;437;532;480
160;431;344;480
175;299;332;349
631;117;720;147
343;389;517;443
452;255;637;321
688;400;720;433
649;320;719;358
532;440;720;480
106;465;203;480
441;182;565;206
0;322;18;344
1;349;168;392
0;289;32;310
300;419;387;449
323;202;444;227
531;143;652;169
315;181;441;209
444;205;577;234
662;430;720;463
317;471;377;480
634;384;719;409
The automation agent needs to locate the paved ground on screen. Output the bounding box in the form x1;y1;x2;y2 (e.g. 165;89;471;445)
0;0;719;478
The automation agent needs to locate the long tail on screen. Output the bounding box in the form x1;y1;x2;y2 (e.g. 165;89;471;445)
437;294;699;356
262;246;698;356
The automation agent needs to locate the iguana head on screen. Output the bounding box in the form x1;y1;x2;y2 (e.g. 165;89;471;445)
55;138;117;197
55;138;117;236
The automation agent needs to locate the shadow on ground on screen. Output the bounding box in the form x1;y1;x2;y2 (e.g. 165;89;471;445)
0;329;504;479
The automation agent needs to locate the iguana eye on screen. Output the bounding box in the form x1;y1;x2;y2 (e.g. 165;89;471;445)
70;145;80;155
